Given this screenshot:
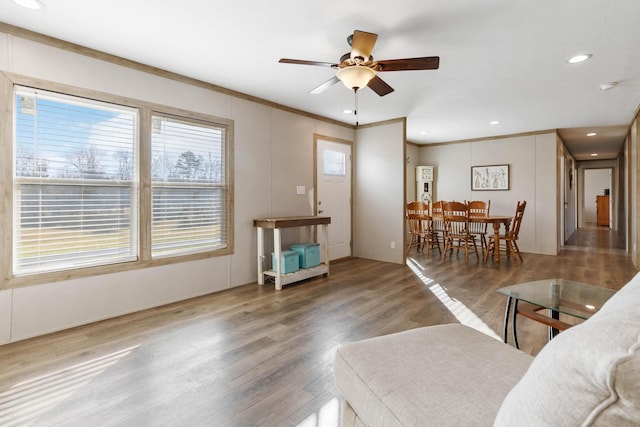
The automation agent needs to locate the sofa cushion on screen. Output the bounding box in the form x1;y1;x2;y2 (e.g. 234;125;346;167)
494;273;640;426
335;324;533;427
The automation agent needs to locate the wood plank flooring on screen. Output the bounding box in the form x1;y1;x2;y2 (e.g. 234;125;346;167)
0;227;636;426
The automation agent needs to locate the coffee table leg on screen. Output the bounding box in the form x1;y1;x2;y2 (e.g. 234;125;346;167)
503;296;512;344
549;309;560;340
513;299;520;350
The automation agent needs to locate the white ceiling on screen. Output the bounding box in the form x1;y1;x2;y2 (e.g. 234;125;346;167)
2;0;639;161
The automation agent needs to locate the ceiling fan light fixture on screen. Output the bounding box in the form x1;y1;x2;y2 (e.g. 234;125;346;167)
600;82;618;91
337;66;375;91
568;53;592;64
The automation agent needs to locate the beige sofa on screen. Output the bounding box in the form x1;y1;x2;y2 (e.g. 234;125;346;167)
334;273;640;426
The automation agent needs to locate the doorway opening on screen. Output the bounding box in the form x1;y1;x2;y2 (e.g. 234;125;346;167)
582;168;611;229
566;166;625;253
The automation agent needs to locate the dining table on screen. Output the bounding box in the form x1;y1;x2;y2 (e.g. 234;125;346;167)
471;216;513;265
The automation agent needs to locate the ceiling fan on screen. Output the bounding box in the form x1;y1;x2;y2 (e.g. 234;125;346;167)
279;30;440;97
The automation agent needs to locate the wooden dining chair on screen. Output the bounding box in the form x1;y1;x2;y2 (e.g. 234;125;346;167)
442;201;479;263
484;200;527;265
406;201;428;255
406;201;440;256
467;200;491;256
431;200;445;239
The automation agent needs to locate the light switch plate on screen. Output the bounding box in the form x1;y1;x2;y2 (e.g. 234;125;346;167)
296;186;305;195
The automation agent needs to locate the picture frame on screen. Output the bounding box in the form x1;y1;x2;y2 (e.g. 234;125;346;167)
471;164;510;191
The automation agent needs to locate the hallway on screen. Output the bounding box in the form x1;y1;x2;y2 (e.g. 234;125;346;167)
564;225;626;254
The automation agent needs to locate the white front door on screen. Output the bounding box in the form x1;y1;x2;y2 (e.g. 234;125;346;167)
316;138;352;261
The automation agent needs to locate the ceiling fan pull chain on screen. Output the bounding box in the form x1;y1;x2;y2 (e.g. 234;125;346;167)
354;88;359;126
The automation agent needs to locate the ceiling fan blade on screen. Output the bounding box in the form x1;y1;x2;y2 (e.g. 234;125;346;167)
279;58;338;68
367;75;394;97
351;30;378;59
373;56;440;72
309;76;340;94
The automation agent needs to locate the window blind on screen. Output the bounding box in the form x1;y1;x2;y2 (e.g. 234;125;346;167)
151;114;228;257
14;87;138;275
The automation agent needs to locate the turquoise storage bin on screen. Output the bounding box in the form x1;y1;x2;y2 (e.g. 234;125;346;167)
290;242;320;268
272;250;299;273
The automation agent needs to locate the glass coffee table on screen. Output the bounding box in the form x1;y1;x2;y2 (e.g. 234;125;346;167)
497;279;616;349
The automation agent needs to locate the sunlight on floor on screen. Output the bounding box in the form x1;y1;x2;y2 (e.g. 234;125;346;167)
0;345;138;427
407;258;501;340
297;397;340;427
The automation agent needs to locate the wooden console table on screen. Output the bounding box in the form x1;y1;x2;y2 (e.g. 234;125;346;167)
253;216;331;290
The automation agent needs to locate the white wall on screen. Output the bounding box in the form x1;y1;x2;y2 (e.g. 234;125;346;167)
406;143;421;202
632;117;639;266
0;32;355;343
420;132;558;255
422;143;471;203
355;120;405;264
0;291;10;342
534;132;558;254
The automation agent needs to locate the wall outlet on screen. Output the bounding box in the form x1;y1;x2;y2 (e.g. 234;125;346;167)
390;241;396;249
296;186;305;195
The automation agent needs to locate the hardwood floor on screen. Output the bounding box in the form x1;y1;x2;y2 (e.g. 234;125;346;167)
0;228;636;426
565;223;626;251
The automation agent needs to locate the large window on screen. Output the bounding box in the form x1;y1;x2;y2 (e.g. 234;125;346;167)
14;87;138;275
151;114;229;257
11;83;232;281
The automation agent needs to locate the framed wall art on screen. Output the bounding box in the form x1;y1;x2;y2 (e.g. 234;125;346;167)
471;164;510;191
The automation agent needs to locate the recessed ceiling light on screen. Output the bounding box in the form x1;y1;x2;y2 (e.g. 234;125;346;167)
568;53;592;64
420;131;429;135
14;0;44;9
489;121;500;125
600;82;618;91
342;109;352;114
590;153;598;157
587;132;597;137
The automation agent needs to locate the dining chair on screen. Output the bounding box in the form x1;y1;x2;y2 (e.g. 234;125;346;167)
406;201;440;256
442;201;479;263
467;200;491;256
406;201;428;255
431;200;445;238
484;200;527;265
